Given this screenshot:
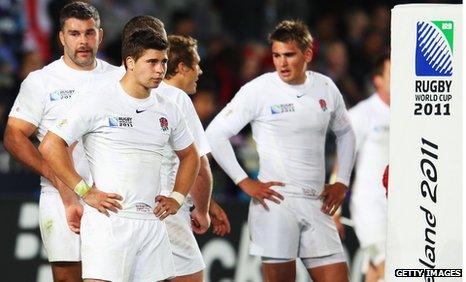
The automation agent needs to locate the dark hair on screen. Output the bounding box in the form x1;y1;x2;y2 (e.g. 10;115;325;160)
372;53;390;78
59;1;100;30
122;15;166;43
269;20;313;51
121;28;169;69
165;35;198;79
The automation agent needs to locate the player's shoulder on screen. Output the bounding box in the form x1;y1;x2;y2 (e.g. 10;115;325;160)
235;72;278;102
24;58;64;81
246;72;278;87
156;82;195;110
76;79;117;106
95;59;120;73
308;71;337;88
156;81;188;101
153;89;180;112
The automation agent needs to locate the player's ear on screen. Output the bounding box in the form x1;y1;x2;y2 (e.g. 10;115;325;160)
59;30;65;47
98;28;104;44
126;57;135;71
304;47;313;63
177;62;187;75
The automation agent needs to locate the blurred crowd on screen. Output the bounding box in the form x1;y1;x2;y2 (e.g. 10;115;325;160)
0;0;460;197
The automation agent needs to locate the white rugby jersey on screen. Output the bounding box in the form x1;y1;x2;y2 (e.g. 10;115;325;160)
207;71;352;196
51;81;194;219
9;58;118;191
349;94;389;245
155;81;210;205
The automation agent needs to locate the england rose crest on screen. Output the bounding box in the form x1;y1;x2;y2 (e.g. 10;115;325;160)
159;117;169;131
319;99;327;111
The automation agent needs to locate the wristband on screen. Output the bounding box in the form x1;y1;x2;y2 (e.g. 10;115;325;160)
74;179;91;198
169;191;185;206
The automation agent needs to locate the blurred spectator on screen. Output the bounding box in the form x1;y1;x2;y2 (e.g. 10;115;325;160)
47;0;71;60
239;42;268;85
192;88;217;128
320;40;362;106
170;9;196;37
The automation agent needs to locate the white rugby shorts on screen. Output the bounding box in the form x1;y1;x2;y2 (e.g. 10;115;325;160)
165;206;205;276
39;190;81;262
248;193;343;259
80;205;175;282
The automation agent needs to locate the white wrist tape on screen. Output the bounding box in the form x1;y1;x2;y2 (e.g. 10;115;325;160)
169;191;185;206
74;179;91;198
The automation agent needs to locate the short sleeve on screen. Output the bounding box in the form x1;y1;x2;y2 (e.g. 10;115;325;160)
169;103;195;151
49;96;94;146
213;84;258;135
9;72;46;126
178;94;211;156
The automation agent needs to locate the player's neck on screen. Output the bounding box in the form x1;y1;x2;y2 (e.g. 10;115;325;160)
164;77;188;93
120;74;150;99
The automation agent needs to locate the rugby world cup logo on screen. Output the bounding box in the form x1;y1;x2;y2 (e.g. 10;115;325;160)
416;21;453;77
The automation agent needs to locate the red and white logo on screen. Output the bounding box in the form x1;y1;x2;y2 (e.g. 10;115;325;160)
159;117;169;131
319;99;327;111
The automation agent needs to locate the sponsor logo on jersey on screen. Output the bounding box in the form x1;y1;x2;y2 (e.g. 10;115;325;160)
159;117;169;131
416;21;453;77
135;203;152;213
49;90;75;101
319;99;327;111
57;119;68;128
270;103;295;115
223;109;234;117
297;93;306;98
108;116;133;128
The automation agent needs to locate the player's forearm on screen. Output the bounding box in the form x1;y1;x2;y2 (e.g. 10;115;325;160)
39;132;82;194
173;144;200;197
205;123;248;184
4;126;56;182
55;178;79;206
335;126;357;186
190;156;212;214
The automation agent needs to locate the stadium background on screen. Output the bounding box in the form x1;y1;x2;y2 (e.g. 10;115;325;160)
0;0;461;281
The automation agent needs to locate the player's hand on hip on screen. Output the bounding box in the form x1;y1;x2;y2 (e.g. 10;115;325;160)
319;182;348;215
190;208;211;234
154;195;181;220
83;186;123;216
65;202;83;234
209;199;231;236
238;178;285;211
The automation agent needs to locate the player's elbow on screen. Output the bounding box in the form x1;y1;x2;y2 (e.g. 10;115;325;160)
3;125;16;154
188;145;201;177
199;155;211;174
38;132;58;161
191;147;201;176
177;143;201;175
205;122;229;151
205;121;221;142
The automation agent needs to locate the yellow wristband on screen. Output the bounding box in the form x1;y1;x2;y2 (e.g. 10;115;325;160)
169;191;185;206
74;180;91;198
